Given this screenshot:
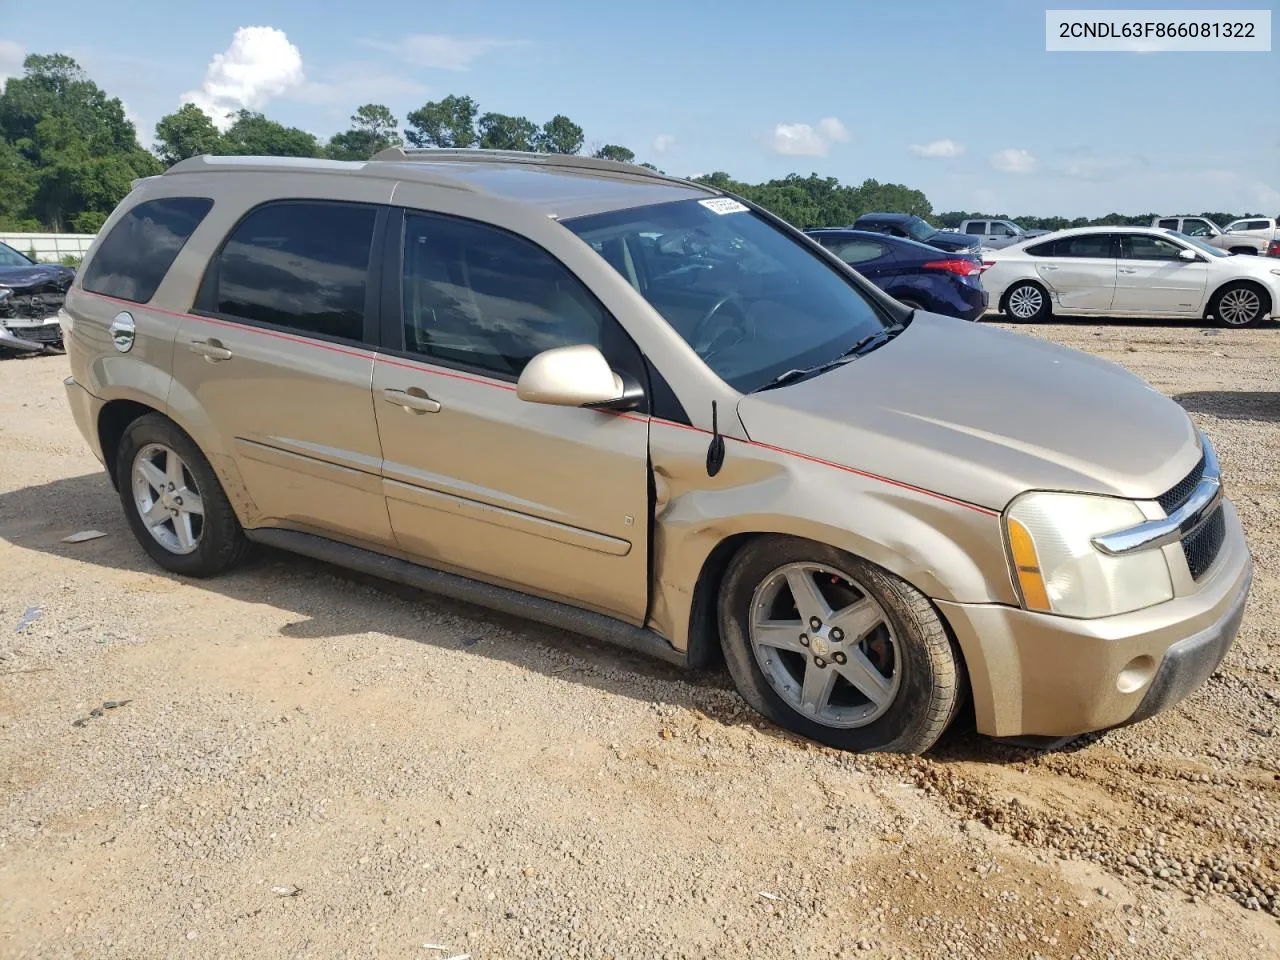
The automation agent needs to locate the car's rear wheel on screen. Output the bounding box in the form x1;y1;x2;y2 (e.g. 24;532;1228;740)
1211;282;1270;328
116;413;251;577
1003;281;1050;321
719;537;964;754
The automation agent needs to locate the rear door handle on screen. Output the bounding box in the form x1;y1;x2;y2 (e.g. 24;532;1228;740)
1119;267;1139;274
190;339;232;362
382;387;442;414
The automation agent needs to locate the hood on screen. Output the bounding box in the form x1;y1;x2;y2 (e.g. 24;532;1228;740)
0;264;74;289
736;314;1201;511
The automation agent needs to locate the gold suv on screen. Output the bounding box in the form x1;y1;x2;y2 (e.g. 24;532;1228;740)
61;149;1252;753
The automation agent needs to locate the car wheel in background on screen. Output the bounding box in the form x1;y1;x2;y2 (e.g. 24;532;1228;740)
1003;281;1051;322
116;413;251;577
718;536;965;754
1211;282;1270;328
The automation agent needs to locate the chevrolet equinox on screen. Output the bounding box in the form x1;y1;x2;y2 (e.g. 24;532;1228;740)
60;149;1253;754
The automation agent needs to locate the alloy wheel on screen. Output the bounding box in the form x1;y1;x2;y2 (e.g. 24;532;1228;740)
1218;287;1262;326
131;443;205;555
1008;284;1043;319
748;562;901;728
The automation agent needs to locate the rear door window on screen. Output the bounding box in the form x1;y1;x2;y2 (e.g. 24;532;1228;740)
81;197;214;303
965;222;986;235
202;201;378;343
1157;219;1179;230
1054;234;1116;258
830;239;888;264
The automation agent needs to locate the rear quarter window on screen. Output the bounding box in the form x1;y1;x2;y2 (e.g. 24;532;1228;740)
81;197;214;303
1024;239;1057;257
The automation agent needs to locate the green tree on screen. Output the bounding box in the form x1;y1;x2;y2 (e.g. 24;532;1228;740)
0;140;37;227
325;103;403;161
592;144;635;163
477;112;538;151
221;110;320;157
0;53;159;229
534;114;584;155
404;94;479;149
153;103;223;165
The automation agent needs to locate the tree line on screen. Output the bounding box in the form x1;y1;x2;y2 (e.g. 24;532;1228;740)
0;52;1262;238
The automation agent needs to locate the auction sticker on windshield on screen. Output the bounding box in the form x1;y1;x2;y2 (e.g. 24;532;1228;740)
699;198;749;215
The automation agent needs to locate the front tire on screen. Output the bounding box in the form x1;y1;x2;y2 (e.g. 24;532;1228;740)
116;414;250;577
1211;282;1270;328
1003;281;1051;322
719;537;964;754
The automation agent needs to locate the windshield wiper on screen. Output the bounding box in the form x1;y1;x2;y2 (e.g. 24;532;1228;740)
754;325;903;392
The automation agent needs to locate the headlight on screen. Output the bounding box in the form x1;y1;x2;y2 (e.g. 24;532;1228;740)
0;287;11;301
1004;492;1173;618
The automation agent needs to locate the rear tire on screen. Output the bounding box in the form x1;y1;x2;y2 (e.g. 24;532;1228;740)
1002;281;1051;322
1210;282;1270;328
115;414;251;578
718;537;964;754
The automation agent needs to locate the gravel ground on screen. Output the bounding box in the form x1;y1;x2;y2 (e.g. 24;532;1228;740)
2;318;1279;960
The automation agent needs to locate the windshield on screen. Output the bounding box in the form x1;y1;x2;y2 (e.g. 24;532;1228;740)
904;218;938;242
563;198;895;393
0;242;33;268
1167;231;1230;258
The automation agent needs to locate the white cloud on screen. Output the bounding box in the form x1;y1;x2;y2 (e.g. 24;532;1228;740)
768;116;850;157
817;117;850;144
364;34;519;71
0;39;24;84
122;101;153;150
182;26;306;131
652;133;676;153
990;147;1037;174
910;138;964;159
294;67;430;113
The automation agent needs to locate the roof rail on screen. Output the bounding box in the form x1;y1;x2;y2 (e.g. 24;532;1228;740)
161;153;481;194
369;147;714;194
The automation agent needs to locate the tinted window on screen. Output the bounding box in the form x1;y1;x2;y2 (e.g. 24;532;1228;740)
965;222;986;235
829;239;888;264
1157;219;1179;230
82;197;213;303
1055;234;1115;258
566;199;894;394
1244;220;1270;231
1025;239;1058;257
402;212;605;378
1122;234;1186;261
210;201;375;341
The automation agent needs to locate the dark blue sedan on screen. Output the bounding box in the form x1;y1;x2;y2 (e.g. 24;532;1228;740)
804;228;989;321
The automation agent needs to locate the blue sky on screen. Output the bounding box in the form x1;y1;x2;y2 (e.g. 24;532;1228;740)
2;0;1276;217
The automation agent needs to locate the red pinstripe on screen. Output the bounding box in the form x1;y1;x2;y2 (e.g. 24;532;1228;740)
80;290;998;517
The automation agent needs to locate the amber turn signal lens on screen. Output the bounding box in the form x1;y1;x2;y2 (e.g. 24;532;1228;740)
1007;517;1051;611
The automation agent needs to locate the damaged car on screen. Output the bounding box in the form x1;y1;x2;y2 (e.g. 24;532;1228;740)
0;241;76;356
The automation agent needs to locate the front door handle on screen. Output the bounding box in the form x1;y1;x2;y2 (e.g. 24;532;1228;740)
190;338;232;362
1119;267;1139;274
382;387;442;414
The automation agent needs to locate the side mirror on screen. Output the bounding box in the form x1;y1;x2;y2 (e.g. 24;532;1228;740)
1178;248;1199;261
516;344;643;411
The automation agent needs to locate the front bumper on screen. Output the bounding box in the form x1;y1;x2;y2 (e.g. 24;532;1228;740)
938;498;1252;738
2;315;63;345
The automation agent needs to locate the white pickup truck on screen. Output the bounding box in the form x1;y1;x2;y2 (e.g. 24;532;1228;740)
956;218;1050;249
1212;216;1279;256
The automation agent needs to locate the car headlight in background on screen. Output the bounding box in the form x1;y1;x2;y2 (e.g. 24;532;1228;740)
0;286;11;301
1005;491;1173;618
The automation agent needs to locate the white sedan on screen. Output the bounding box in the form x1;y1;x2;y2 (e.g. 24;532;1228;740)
981;226;1280;328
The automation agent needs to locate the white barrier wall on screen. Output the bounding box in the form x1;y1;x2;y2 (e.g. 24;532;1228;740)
0;233;97;263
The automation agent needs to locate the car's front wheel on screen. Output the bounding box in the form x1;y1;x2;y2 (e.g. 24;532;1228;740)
1211;282;1270;328
1003;281;1050;322
116;413;251;577
719;537;964;754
